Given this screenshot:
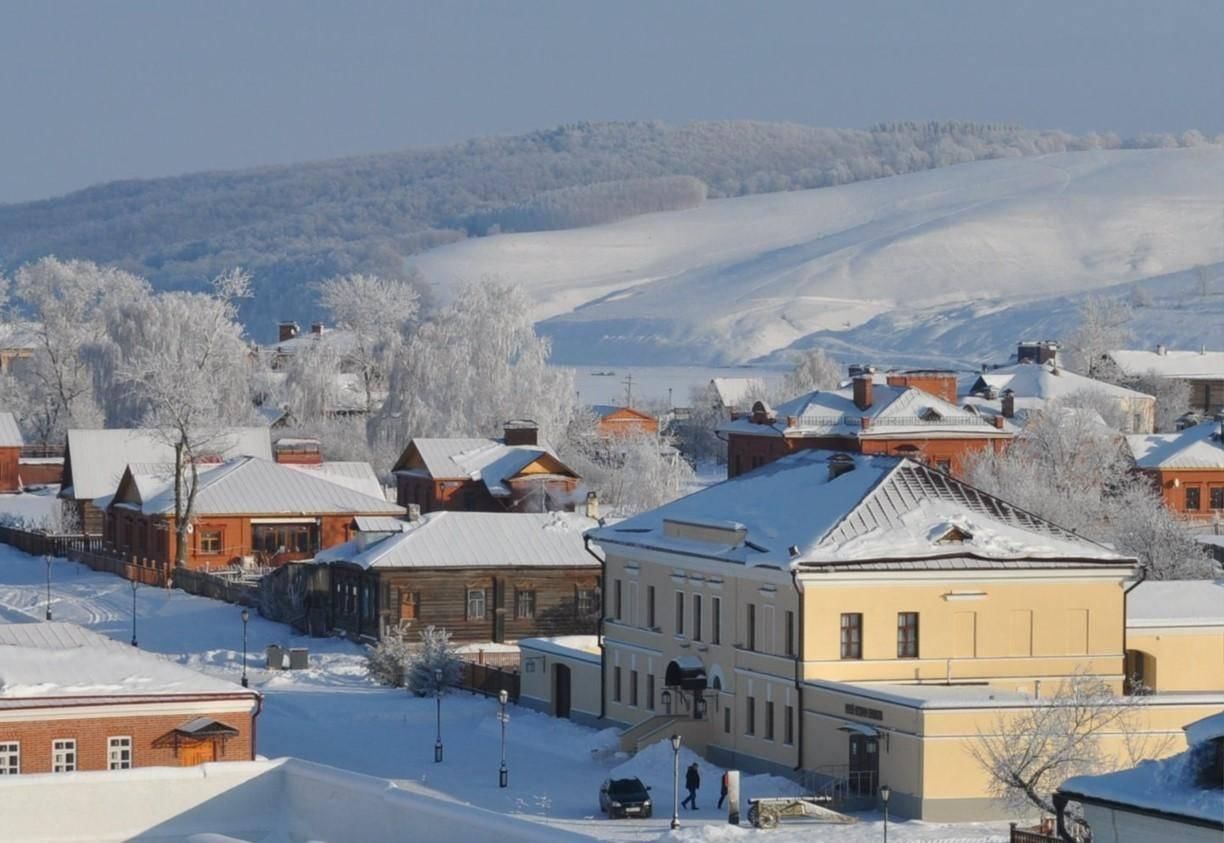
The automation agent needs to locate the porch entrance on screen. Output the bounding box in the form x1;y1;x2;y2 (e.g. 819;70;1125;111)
553;663;572;718
179;740;216;767
847;733;879;795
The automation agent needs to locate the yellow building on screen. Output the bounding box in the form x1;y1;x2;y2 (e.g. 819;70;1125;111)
584;451;1224;821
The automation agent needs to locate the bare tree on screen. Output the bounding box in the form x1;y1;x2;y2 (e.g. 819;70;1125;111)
783;348;841;397
970;673;1169;816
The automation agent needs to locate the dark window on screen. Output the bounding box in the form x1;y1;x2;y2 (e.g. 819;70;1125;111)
724;706;732;734
898;612;920;658
785;705;795;745
613;666;622;702
1186;487;1201;511
613;579;622;620
515;589;536;619
765;701;775;741
647;585;656;629
647;674;655;710
751;455;764;470
746;603;756;651
252;523;319;556
785;610;796;656
199;530;222;555
1211;487;1224;510
463;490;478;510
745;696;755;735
675;591;685;636
630;670;639;707
712;597;722;644
576;589;596;616
466;588;486;620
693;594;703;641
734;455;743;476
841;613;863;659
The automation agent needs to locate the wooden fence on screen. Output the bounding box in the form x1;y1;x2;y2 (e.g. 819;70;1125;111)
171;567;260;607
0;525;104;558
455;661;520;703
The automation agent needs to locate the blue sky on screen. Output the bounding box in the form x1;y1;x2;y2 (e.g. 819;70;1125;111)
1;0;1221;202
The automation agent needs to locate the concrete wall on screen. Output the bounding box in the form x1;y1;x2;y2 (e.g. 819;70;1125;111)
519;642;603;723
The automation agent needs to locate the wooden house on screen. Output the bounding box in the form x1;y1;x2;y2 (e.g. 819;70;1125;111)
312;510;602;643
103;456;404;575
591;405;658;438
0;412;22;493
392;421;582;514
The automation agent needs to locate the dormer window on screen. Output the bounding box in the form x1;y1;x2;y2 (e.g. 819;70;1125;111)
827;453;856;480
936;526;973;544
920;407;943;422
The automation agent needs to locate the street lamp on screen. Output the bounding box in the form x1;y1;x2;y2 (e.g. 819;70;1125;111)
498;688;509;788
880;784;891;843
661;688;672;715
130;579;139;647
670;734;682;830
43;555;52;621
434;668;444;763
240;608;250;688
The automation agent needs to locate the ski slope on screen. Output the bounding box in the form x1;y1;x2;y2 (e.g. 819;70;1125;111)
412;147;1224;366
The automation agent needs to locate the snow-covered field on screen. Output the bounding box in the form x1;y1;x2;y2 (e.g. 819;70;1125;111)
413;147;1224;367
0;544;1009;841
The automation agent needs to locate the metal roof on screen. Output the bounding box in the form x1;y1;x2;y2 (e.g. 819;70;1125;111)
0;412;23;447
1109;348;1224;380
285;461;385;500
1127;420;1224;469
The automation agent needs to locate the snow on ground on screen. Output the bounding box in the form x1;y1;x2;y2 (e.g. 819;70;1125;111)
0;544;1007;841
0;487;63;528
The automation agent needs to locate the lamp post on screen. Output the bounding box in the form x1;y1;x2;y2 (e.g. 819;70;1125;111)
130;579;139;647
240;608;250;688
498;688;509;788
670;734;681;830
880;784;891;843
43;555;52;621
661;688;672;716
434;668;444;763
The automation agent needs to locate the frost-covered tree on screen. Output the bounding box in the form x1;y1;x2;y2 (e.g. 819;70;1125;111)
1062;297;1133;379
318;272;421;414
783;348;841;397
406;625;464;697
677;383;727;464
375;280;575;446
366;634;413;688
970;673;1169;816
1120;370;1191;432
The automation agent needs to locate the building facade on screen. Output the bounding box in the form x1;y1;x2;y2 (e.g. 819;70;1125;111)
0;412;22;493
1108;347;1224;416
1127;419;1224;520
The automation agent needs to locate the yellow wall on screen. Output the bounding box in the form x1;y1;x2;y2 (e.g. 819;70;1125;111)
1127;625;1224;692
518;644;602;718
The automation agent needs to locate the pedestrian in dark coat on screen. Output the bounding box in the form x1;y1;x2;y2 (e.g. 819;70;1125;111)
717;771;729;809
681;762;701;810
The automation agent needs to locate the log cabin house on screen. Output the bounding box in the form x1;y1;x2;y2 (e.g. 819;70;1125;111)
392;421;582;514
591;405;659;438
720;374;1015;479
1127;418;1224;520
103;455;404;575
312;510;602;643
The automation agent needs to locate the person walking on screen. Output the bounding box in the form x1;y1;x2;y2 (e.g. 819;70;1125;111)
717;771;729;809
681;762;701;810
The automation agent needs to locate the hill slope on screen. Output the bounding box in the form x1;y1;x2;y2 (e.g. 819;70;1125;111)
411;147;1224;365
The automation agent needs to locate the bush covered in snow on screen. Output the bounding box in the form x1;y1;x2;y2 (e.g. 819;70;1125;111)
366;634;413;688
406;625;464;696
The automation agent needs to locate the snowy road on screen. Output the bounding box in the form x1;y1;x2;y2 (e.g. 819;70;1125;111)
0;544;1009;842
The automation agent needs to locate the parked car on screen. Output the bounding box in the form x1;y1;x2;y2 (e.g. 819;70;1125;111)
599;777;653;818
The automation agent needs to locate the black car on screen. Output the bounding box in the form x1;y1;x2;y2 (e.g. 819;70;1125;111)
599;777;653;819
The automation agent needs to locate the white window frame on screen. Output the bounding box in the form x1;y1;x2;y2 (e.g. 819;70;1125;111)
52;739;76;773
108;736;133;770
0;742;18;775
466;588;486;620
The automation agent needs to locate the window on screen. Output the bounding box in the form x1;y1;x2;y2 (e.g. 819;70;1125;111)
712;597;721;644
630;671;639;707
576;589;597;617
199;530;222;555
52;739;76;773
462;490;478;510
898;612;920;658
724;706;732;734
647;673;655;710
745;696;756;736
746;603;756;651
0;742;18;775
734;454;742;476
613;666;622;703
765;701;775;741
514;589;536;619
784;705;795;745
402;591;420;620
1186;487;1201;511
1132;413;1143;433
252;523;319;555
647;585;656;629
675;591;685;636
108;736;132;770
785;610;796;657
466;588;486;620
693;594;703;642
841;613;863;659
613;579;623;620
1211;487;1224;510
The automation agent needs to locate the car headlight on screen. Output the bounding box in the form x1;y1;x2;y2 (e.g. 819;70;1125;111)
611;801;622;808
643;800;651;807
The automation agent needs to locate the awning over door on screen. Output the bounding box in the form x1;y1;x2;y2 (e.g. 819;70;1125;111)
837;721;879;737
664;656;707;691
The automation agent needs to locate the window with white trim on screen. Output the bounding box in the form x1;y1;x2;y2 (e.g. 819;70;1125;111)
52;739;76;773
108;736;132;770
0;742;18;775
466;588;486;620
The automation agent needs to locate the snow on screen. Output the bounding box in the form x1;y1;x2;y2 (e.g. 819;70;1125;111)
1126;420;1224;469
967;362;1152;402
1060;747;1224;825
519;635;602;663
1109;348;1224;380
0;486;62;526
0;411;23;447
0;543;1010;841
1125;580;1224;628
411;148;1224;367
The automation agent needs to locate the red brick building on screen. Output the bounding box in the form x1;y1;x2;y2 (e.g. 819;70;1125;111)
0;412;22;493
1128;419;1224;520
0;623;259;773
103;456;404;574
392;422;582;514
721;374;1015;479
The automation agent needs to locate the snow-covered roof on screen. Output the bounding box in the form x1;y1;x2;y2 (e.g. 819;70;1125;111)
1060;745;1224;826
591;404;655;422
266;327;357;358
969;361;1153;402
394;437;578;497
719;383;1017;439
517;635;602;664
0;319;40;351
315;511;599;571
121;456;404;517
0;412;23;447
1109;348;1224;380
709;377;760;408
260;370;386;414
1127;419;1224;469
588;451;1130;570
352;516;409;533
0;622;251;702
1184;710;1224;746
285;461;385;500
62;427;272;501
1126;580;1224;628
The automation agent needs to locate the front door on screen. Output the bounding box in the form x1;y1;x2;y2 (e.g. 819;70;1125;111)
179;740;216;767
848;733;878;795
554;664;572;718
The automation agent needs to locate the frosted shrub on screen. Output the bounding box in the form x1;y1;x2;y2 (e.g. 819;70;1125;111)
366;634;413;688
406;625;464;697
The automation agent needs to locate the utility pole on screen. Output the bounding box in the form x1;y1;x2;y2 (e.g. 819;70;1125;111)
623;373;633;407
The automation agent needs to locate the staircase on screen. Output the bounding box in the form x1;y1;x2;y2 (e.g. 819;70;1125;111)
800;766;878;812
617;715;680;753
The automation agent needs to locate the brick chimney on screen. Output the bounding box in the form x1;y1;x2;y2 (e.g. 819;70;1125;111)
585;491;599;520
503;419;539;447
1001;390;1016;419
885;371;957;404
278;321;300;342
853;375;874;411
992;415;1005;430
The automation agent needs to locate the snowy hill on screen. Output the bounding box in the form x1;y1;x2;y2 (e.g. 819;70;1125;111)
412;147;1224;366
